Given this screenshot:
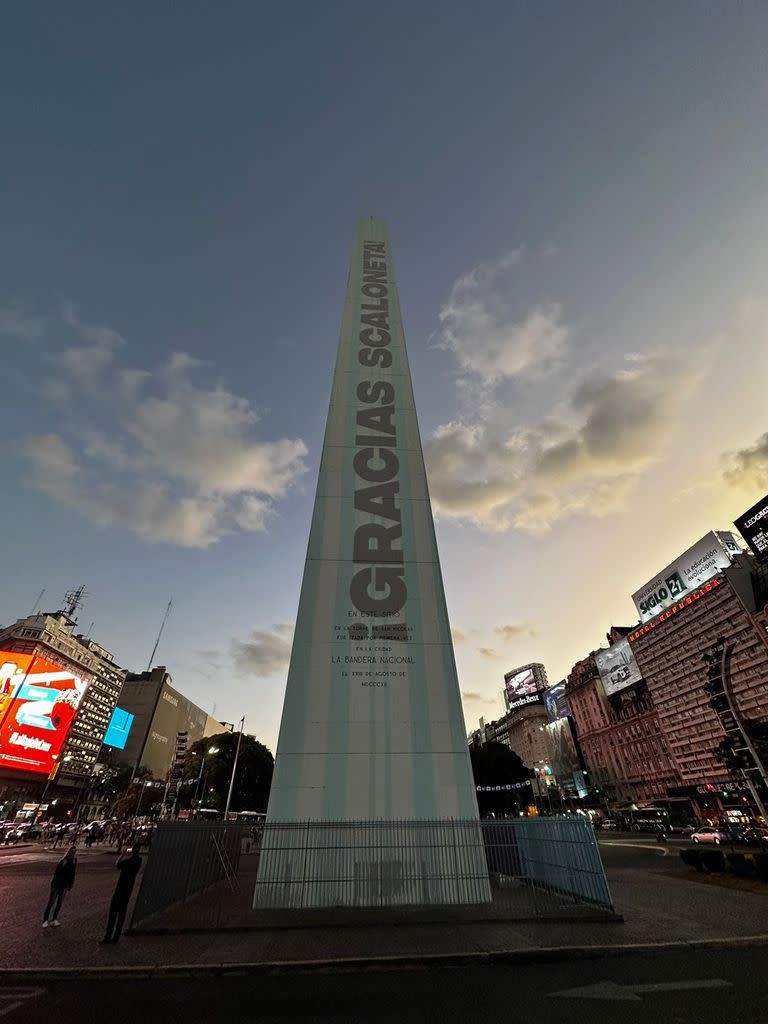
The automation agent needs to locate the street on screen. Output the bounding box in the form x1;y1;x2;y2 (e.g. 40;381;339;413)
2;946;766;1023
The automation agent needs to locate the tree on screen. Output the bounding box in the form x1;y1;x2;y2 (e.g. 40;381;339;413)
469;742;534;816
181;732;274;813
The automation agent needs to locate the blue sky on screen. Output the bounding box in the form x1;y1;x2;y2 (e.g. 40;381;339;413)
3;3;768;745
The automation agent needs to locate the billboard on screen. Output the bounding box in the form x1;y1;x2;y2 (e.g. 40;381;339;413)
594;639;642;697
734;494;768;558
544;681;569;722
103;707;134;750
0;651;86;775
631;531;739;623
142;683;208;778
504;663;548;712
542;718;583;793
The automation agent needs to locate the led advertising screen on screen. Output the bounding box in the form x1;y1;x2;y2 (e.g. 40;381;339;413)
103;707;134;750
734;494;768;558
631;531;738;623
0;651;86;775
504;663;547;712
594;639;642;697
544;681;570;722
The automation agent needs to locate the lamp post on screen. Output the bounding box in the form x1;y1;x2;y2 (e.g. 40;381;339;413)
193;746;219;809
224;717;245;820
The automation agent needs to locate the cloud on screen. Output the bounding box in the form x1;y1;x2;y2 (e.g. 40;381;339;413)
478;647;498;659
461;690;497;705
434;249;568;384
723;431;768;491
450;628;467;645
425;349;702;533
0;306;45;341
232;624;294;677
18;310;308;547
494;623;537;642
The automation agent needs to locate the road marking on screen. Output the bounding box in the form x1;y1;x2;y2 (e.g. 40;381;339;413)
599;841;669;852
0;988;45;1018
549;978;733;1001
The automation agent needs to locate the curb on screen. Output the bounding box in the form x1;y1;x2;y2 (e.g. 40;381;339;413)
2;935;768;981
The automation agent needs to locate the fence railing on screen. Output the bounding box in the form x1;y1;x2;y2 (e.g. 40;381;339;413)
131;821;243;925
130;815;613;926
254;816;612;912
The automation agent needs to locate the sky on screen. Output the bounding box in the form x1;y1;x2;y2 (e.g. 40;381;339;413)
2;2;768;748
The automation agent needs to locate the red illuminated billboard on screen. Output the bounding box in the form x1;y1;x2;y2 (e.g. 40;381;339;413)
0;651;87;775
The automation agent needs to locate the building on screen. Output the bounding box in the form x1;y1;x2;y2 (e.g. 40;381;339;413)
628;560;768;821
565;640;681;809
0;610;126;815
113;667;226;779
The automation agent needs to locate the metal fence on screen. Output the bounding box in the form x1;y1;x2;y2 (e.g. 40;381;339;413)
131;821;243;926
130;815;613;927
254;816;612;912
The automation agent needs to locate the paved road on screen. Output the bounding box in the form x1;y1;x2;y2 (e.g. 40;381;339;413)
1;947;764;1023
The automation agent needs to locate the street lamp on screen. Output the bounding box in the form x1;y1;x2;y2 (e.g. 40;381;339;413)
193;746;219;808
224;717;245;820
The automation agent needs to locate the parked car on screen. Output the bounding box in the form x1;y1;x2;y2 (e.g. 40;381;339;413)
4;823;42;844
690;826;729;844
599;820;618;830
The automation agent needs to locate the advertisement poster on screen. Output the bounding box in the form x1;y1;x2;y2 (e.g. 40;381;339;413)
594;639;642;697
504;663;547;712
544;681;569;722
631;531;738;623
734;494;768;558
103;707;134;750
0;651;86;775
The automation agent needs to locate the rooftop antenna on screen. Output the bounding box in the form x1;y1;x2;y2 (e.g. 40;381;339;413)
147;598;173;672
84;621;95;640
62;585;87;621
29;588;46;616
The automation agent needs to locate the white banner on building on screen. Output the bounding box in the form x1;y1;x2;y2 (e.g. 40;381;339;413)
594;639;642;697
631;531;739;623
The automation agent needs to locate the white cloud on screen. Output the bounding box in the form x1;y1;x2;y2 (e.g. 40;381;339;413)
434;249;568;384
19;310;307;547
232;624;294;677
425;349;703;533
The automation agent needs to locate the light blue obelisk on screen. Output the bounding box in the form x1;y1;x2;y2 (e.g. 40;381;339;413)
255;219;489;908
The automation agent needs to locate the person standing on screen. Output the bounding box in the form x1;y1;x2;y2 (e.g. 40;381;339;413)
99;844;143;944
42;846;77;927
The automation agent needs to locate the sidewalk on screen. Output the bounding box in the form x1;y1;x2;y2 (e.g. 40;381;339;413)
1;845;767;974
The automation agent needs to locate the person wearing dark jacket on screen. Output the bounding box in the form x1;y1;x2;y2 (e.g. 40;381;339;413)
43;845;77;927
99;844;143;944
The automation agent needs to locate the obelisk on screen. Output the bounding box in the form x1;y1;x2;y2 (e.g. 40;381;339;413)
255;219;490;908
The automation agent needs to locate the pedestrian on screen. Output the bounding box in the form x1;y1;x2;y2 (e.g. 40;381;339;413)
42;845;77;928
99;844;143;944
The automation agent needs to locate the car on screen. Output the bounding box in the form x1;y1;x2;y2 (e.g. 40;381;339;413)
599;820;618;830
4;823;43;843
690;826;728;844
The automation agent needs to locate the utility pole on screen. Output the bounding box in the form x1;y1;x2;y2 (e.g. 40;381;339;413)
224;717;245;820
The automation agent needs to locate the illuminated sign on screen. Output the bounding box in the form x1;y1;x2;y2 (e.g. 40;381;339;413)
103;707;134;750
0;651;86;775
544;682;569;722
734;493;768;558
594;639;642;697
628;578;722;642
503;663;548;712
631;531;737;623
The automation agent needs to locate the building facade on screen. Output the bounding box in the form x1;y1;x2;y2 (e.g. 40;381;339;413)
0;610;126;814
628;563;768;818
566;650;681;808
114;667;223;779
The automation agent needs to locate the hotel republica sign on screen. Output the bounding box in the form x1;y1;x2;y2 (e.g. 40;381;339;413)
255;219;489;908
